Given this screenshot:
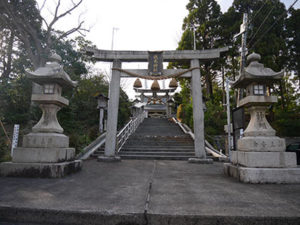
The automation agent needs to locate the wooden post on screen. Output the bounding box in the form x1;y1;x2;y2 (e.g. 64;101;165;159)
99;108;104;133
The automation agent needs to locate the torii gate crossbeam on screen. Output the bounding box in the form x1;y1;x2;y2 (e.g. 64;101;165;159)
84;47;228;62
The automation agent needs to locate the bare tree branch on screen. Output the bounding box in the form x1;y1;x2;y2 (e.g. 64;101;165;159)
56;20;85;40
44;0;84;50
41;17;49;29
38;0;47;12
57;0;82;19
53;0;61;21
47;0;82;30
0;0;87;69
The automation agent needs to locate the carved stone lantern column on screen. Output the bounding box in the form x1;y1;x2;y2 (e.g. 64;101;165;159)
0;53;82;178
224;53;300;183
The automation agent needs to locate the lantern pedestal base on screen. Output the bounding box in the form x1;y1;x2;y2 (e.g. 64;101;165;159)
231;151;297;168
0;160;82;178
23;133;69;148
237;136;285;152
12;147;75;163
224;163;300;184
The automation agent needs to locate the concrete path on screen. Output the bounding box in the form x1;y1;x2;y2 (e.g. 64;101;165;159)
0;159;300;225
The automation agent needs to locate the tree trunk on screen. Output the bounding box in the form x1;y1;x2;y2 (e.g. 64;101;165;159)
1;31;14;82
221;65;225;104
204;63;213;100
279;80;286;110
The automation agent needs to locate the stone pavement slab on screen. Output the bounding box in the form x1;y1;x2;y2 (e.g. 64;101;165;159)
149;161;300;217
0;159;300;225
0;159;153;214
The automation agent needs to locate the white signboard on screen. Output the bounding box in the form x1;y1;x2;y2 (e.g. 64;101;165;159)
11;124;20;157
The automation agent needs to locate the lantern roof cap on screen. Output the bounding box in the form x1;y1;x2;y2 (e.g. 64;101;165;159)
94;92;109;100
232;52;283;88
49;52;62;62
132;102;147;109
26;52;77;88
132;98;141;103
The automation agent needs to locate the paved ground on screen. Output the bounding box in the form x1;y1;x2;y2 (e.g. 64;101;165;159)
0;159;300;225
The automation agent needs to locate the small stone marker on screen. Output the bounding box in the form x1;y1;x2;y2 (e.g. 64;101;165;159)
10;124;19;157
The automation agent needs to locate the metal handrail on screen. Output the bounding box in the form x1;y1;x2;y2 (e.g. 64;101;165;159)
117;111;146;153
172;117;227;158
77;132;107;160
78;111;146;160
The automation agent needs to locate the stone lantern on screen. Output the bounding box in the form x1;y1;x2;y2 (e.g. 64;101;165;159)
95;93;109;133
0;53;82;178
224;53;300;183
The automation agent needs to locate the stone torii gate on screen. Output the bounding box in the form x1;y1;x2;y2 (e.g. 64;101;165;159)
83;47;228;162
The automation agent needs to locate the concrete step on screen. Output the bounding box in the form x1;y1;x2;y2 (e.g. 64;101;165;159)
92;152;194;157
137;122;178;125
129;134;191;138
91;149;104;157
134;131;184;136
91;153;220;162
124;140;193;144
126;139;193;143
124;144;194;148
119;155;192;160
138;124;178;127
124;143;193;148
126;136;193;140
93;150;104;153
127;136;193;142
120;151;194;156
92;150;195;156
135;120;184;135
89;118;196;160
91;153;103;157
93;148;194;153
121;147;194;152
124;145;194;149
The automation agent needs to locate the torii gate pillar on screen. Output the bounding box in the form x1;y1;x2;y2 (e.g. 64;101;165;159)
189;59;213;164
98;60;122;162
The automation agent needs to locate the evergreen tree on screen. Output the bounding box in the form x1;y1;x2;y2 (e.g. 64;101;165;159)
286;8;300;80
181;0;223;100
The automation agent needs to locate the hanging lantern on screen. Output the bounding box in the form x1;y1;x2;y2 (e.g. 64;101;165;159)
151;80;160;91
169;78;178;88
133;78;142;88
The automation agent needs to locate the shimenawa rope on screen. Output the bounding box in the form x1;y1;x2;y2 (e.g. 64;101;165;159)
112;67;201;80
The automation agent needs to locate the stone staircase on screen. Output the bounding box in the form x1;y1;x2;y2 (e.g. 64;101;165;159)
91;118;195;160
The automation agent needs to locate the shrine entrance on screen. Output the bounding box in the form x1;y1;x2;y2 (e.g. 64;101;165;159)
83;47;228;162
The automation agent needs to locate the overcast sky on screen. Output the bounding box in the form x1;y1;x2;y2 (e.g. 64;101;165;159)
38;0;299;99
47;0;299;51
